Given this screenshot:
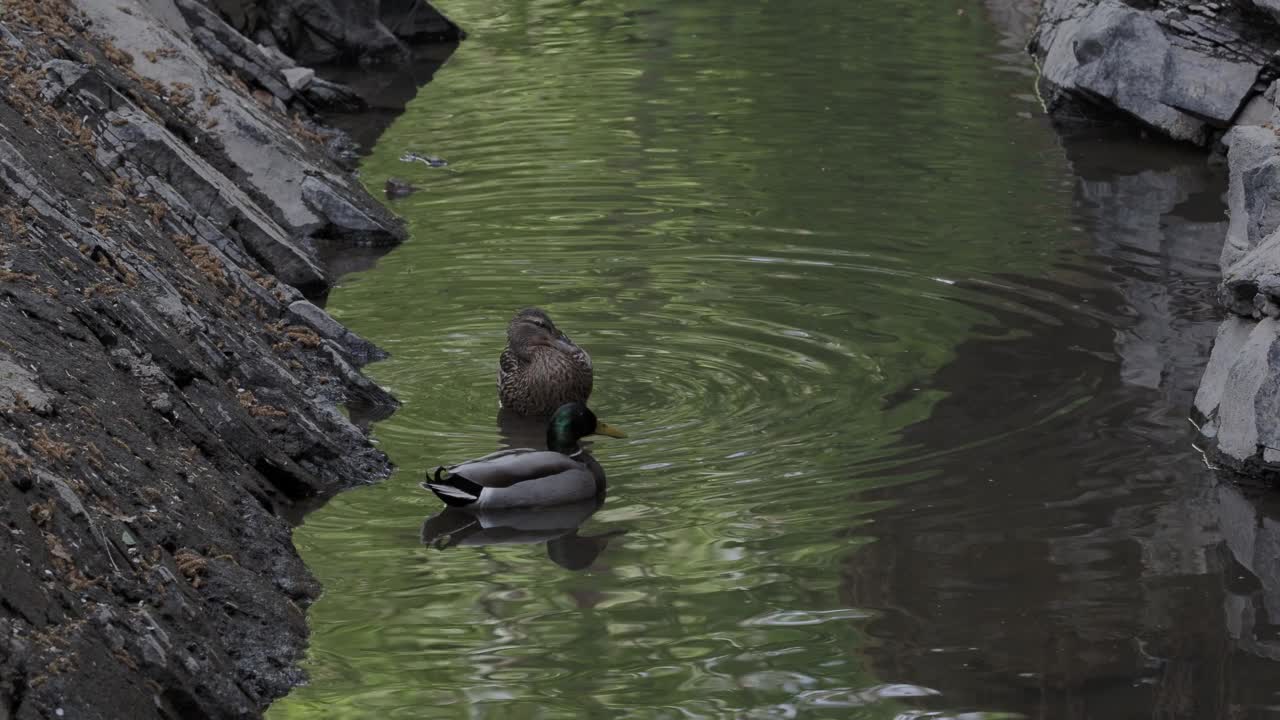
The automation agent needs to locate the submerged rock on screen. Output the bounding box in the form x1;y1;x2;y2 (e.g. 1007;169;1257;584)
385;177;418;198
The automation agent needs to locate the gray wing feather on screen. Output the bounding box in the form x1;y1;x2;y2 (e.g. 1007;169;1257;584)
445;450;587;489
476;468;597;508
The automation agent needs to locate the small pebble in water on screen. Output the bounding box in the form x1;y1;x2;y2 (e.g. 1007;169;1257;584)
385;178;418;198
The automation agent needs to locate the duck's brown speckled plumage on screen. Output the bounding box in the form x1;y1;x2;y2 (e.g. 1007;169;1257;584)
497;308;593;417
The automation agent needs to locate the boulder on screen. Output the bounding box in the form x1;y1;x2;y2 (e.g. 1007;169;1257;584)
1254;0;1280;23
1030;0;1264;145
208;0;462;65
287;300;389;366
1217;126;1280;314
282;65;315;90
384;177;417;198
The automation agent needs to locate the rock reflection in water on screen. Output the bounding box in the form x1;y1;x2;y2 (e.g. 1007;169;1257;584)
420;498;624;572
843;129;1280;718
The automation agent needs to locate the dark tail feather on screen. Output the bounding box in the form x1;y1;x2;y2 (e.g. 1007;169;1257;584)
421;467;484;507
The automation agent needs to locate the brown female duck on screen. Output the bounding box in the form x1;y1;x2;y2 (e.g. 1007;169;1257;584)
498;308;593;417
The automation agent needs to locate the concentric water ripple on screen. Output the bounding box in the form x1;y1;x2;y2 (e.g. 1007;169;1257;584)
272;0;1104;718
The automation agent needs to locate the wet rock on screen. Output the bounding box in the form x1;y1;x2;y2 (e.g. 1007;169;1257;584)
207;0;462;66
1218;126;1280;273
301;77;367;111
1254;0;1280;22
287;300;388;366
79;0;408;294
1194;317;1280;467
301;174;400;244
384;177;417;198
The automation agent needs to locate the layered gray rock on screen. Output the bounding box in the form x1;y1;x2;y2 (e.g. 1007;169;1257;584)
75;0;407;292
207;0;463;65
0;0;453;716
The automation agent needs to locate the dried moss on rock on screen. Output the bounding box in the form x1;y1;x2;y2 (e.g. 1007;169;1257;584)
0;0;454;717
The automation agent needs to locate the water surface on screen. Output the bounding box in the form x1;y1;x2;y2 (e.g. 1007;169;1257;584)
271;1;1280;717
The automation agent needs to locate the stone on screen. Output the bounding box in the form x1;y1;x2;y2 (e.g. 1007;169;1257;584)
287;300;388;366
0;355;53;414
38;470;87;518
1219;126;1280;276
1235;96;1275;128
384;177;417;198
206;0;462;66
256;42;295;69
38;60;91;103
281;66;315;90
1160;44;1260;125
97;108;327;292
1032;0;1264;145
1254;0;1280;23
176;0;293;103
301;175;401;244
301;77;366;111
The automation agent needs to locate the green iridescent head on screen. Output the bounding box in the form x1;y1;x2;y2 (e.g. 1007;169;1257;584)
547;402;626;454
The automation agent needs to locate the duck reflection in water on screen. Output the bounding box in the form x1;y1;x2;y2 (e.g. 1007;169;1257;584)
420;498;625;571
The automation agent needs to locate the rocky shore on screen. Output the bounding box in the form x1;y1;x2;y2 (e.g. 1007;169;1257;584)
0;0;457;717
1030;0;1280;478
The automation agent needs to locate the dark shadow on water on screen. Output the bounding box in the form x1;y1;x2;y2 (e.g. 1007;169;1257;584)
309;41;460;296
497;407;550;450
843;128;1280;718
317;42;460;154
420;498;624;572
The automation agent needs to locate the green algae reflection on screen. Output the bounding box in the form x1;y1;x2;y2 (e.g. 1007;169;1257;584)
271;0;1077;717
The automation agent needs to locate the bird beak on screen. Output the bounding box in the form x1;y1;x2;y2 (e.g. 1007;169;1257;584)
594;421;627;438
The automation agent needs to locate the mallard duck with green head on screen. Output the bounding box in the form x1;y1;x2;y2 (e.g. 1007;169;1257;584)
498;308;593;417
423;403;625;509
